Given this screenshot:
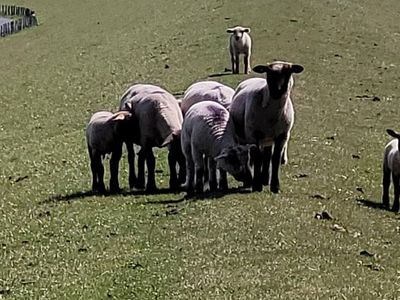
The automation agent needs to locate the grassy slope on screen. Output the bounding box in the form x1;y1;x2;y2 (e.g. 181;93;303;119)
1;0;400;298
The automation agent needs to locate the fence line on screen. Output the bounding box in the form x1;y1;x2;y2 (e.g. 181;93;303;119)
0;4;38;37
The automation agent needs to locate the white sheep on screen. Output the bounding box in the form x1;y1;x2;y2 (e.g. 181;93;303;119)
86;110;132;193
119;84;185;192
181;81;235;116
230;61;304;193
181;101;254;196
227;26;252;74
382;129;400;211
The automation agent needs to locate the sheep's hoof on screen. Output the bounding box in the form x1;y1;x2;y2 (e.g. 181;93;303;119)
270;185;280;194
109;186;121;194
252;184;263;192
134;181;146;190
146;185;158;194
382;201;390;209
185;188;195;199
392;205;399;212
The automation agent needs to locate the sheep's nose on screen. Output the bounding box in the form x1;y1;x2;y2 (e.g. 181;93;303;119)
235;36;240;41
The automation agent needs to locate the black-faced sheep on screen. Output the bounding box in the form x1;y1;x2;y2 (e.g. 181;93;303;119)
230;61;304;193
227;26;252;74
382;129;400;211
120;84;185;192
181;81;235;116
86;110;132;193
181;101;253;196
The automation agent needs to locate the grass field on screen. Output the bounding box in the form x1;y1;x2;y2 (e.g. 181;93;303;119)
1;0;400;298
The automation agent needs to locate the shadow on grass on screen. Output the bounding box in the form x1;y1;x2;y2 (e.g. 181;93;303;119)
208;71;232;78
356;198;390;211
43;188;176;204
43;186;252;205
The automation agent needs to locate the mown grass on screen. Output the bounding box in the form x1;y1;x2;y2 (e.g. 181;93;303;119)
1;0;400;298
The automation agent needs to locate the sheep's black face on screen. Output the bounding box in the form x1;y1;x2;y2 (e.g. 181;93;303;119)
233;30;243;41
216;146;252;183
252;62;304;99
266;64;294;99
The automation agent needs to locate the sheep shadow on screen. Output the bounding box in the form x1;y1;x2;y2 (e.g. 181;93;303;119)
208;69;232;78
42;187;181;204
42;186;252;205
356;198;390;211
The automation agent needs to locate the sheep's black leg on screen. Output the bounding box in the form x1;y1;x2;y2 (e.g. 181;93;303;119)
185;153;195;197
392;174;399;212
251;146;263;192
178;150;186;185
261;146;272;186
126;142;137;189
136;148;146;189
88;147;98;192
231;54;236;74
208;158;218;192
168;148;179;191
94;154;105;194
382;166;390;208
244;53;250;74
270;135;287;193
218;169;228;191
235;54;240;74
145;148;157;192
203;156;209;185
109;142;123;193
193;151;204;194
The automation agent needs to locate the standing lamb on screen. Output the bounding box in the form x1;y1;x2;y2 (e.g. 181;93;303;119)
230;61;304;193
382;129;400;211
86;110;132;193
181;81;235;116
120;84;185;192
227;26;252;74
181;101;254;196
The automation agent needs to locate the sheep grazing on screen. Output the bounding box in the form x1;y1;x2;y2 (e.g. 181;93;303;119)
230;61;304;193
120;84;185;192
181;101;253;196
181;81;235;116
382;129;400;211
227;26;252;74
86;110;132;193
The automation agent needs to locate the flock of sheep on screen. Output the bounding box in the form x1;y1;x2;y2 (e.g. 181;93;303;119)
86;26;400;210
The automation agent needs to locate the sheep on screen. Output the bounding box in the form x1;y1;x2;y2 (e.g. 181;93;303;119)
119;84;185;192
181;101;254;196
382;129;400;211
227;26;252;74
86;110;132;193
230;61;304;193
181;81;235;116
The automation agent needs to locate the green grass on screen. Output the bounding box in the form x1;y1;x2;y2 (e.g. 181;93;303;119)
1;0;400;298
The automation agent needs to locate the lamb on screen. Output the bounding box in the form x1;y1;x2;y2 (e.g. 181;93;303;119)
227;26;252;74
181;101;254;196
181;81;235;116
119;84;185;192
382;129;400;211
230;61;304;193
86;110;132;193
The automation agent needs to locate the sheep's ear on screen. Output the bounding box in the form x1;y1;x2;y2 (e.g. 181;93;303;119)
243;28;251;33
291;64;304;74
111;111;131;121
252;65;268;74
387;129;400;139
214;153;229;161
226;29;234;33
176;98;182;108
124;102;132;111
246;144;257;152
